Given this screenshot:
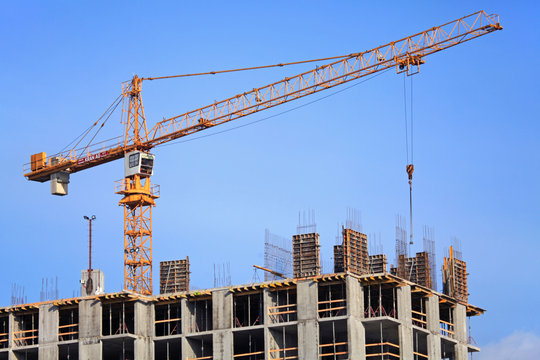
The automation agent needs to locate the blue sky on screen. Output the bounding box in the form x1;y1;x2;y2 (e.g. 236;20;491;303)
2;0;539;351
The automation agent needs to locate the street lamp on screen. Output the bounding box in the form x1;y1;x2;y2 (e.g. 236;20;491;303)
83;215;96;295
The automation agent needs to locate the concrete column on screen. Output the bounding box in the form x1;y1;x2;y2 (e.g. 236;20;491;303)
181;298;190;334
212;289;233;359
426;295;441;360
7;312;14;360
213;290;232;330
79;299;102;360
263;288;272;360
38;304;58;360
346;277;365;360
213;331;233;360
296;279;318;359
182;337;196;359
396;285;413;360
8;312;14;349
455;344;468;360
454;304;468;360
454;304;467;343
262;288;272;326
134;300;154;359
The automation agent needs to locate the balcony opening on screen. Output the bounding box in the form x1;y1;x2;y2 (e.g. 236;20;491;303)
234;292;263;328
187;298;212;333
364;283;397;319
102;301;134;336
318;283;346;318
155;302;182;337
268;288;297;324
319;319;348;359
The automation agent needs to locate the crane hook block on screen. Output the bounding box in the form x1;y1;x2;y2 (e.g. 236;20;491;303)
406;164;414;182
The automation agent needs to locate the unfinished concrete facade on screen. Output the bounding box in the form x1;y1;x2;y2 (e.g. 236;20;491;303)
0;273;483;360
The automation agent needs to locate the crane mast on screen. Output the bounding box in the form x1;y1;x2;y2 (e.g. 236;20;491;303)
23;11;501;295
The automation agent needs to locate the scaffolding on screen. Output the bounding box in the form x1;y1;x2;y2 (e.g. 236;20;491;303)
292;233;321;278
264;229;293;281
160;257;190;294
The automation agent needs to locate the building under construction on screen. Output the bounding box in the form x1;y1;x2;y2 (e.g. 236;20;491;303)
0;224;480;360
0;272;482;360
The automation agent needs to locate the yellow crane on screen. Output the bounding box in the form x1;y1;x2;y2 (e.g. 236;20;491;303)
23;11;501;295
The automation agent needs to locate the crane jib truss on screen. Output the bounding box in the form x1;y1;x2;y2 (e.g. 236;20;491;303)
23;11;502;295
23;11;501;182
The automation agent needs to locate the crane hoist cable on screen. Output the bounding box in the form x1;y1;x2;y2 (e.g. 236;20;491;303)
404;74;415;246
155;68;393;149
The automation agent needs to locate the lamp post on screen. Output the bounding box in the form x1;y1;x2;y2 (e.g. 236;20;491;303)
83;215;96;295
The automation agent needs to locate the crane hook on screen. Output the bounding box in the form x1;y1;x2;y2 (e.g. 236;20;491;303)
407;164;414;245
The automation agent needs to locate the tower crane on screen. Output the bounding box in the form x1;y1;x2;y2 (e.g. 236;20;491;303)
23;11;501;295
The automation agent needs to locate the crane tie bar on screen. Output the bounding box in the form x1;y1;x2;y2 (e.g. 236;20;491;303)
141;53;358;81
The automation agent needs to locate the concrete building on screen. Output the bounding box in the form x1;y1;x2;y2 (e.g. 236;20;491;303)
0;272;483;360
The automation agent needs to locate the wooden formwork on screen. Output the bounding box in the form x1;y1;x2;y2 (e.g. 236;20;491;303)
160;257;190;294
390;252;432;289
368;254;388;274
292;233;320;278
342;228;369;276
